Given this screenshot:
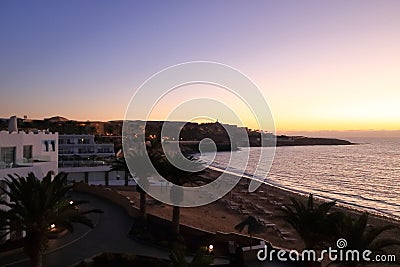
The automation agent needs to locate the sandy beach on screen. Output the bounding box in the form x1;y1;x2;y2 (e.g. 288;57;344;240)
116;168;400;254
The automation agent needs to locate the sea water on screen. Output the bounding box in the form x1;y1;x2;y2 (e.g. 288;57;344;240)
198;137;400;219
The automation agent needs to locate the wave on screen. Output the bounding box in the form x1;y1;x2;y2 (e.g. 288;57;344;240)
199;143;400;221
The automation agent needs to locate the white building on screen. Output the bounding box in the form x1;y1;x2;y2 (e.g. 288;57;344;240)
0;121;58;243
58;134;118;184
59;134;114;158
0;131;58;180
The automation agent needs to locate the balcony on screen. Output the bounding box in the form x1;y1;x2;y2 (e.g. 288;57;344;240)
0;162;13;169
0;156;52;169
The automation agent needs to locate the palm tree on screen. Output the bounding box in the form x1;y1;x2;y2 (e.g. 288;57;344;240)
169;244;213;267
111;147;158;220
280;194;342;249
153;153;206;235
126;149;156;220
332;212;400;267
234;215;264;248
0;171;102;267
110;157;130;186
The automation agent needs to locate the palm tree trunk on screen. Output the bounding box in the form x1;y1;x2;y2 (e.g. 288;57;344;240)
139;192;147;219
25;231;44;267
30;252;43;267
124;171;129;186
172;205;180;235
105;171;109;186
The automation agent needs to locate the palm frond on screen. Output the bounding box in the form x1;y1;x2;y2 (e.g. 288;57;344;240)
1;171;102;258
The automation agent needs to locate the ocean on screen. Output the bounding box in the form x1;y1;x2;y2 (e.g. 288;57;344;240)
198;137;400;220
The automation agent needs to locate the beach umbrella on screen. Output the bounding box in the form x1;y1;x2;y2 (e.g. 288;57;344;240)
235;215;264;248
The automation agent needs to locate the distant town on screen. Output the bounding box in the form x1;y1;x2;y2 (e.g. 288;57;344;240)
0;115;352;155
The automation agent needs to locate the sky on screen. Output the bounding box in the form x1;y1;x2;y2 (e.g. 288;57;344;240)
1;1;399;135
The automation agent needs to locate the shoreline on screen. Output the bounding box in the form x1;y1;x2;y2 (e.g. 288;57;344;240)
118;167;400;253
207;164;400;222
204;167;400;224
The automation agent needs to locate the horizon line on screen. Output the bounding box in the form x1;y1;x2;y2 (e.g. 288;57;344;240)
2;114;400;134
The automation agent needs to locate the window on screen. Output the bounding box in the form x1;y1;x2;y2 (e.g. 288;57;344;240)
23;145;32;160
42;141;49;152
78;148;88;154
42;140;55;152
78;138;90;144
59;148;70;154
98;147;112;153
0;147;16;164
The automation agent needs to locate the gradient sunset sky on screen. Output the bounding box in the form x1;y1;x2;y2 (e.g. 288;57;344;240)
1;1;399;133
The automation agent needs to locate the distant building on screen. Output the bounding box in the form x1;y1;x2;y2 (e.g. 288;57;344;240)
58;135;124;186
58;135;114;168
59;134;114;157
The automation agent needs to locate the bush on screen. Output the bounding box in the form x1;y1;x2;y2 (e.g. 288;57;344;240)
92;253;136;267
74;260;92;267
82;252;169;267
